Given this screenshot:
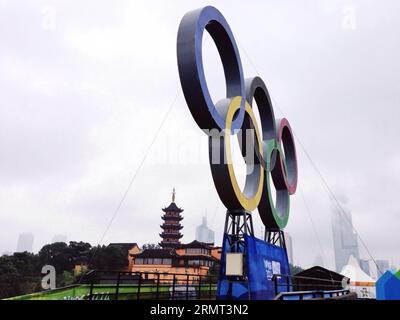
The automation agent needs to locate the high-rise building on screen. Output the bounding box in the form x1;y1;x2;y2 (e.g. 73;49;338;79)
16;232;34;252
376;260;390;276
368;260;379;280
159;188;183;249
331;201;359;273
284;232;294;265
52;234;67;243
195;216;215;244
359;259;371;276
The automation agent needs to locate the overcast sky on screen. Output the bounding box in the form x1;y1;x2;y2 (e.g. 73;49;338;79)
0;0;399;270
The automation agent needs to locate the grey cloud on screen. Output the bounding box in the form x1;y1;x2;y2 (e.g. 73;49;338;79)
0;0;399;269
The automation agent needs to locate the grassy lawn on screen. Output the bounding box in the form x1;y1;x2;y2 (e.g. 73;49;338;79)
6;284;217;300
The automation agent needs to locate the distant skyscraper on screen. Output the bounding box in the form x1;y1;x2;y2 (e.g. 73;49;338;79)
16;232;34;252
195;216;215;244
376;260;390;276
331;200;359;273
52;234;67;243
284;232;294;265
368;261;379;280
359;259;371;276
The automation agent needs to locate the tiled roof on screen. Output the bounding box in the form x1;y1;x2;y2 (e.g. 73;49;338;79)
162;202;184;213
132;249;176;259
177;240;211;249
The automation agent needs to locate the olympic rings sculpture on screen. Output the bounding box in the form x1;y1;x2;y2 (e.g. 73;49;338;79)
177;6;298;230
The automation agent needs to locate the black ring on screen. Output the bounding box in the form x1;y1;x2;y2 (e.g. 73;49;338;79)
245;76;277;171
177;6;245;131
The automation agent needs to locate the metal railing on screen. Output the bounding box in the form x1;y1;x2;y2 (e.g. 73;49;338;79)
274;289;351;300
272;273;351;300
81;270;218;300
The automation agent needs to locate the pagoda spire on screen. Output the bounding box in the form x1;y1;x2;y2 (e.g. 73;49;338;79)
159;189;183;249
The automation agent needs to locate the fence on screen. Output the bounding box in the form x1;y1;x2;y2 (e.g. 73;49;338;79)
272;273;351;300
81;271;353;300
81;270;218;300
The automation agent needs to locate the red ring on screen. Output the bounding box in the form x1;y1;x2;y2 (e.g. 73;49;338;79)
276;118;298;195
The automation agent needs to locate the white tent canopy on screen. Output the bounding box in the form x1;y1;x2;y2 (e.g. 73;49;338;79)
340;255;376;299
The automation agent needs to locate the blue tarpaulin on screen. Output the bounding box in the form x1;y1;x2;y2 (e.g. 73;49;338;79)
217;234;290;300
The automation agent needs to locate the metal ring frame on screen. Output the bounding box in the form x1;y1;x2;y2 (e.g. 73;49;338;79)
177;6;298;230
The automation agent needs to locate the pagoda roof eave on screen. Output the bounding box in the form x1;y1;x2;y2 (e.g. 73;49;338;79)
160;224;183;230
162;202;184;213
159;233;183;239
161;216;183;221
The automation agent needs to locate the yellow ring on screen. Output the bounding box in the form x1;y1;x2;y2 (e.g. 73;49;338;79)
224;96;264;211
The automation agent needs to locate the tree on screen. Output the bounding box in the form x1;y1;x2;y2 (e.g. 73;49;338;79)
290;263;304;275
38;241;92;275
142;243;161;250
0;240;129;299
0;253;41;299
0;256;21;298
68;241;91;258
89;245;127;271
38;242;72;273
58;271;76;287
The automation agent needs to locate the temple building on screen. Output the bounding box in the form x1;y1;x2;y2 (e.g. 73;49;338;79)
129;189;221;281
131;240;220;281
159;188;183;249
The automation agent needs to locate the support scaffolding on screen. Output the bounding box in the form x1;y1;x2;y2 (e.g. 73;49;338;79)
224;210;254;244
222;210;254;299
264;229;287;251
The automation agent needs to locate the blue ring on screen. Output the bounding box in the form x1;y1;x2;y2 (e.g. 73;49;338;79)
177;6;245;132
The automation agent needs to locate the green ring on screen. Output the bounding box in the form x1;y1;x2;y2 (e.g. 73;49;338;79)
259;140;290;229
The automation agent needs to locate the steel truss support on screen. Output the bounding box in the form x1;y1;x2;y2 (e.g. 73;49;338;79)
224;209;254;251
222;210;254;299
264;229;287;251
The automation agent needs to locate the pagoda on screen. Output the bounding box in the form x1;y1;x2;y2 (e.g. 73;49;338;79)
159;188;183;249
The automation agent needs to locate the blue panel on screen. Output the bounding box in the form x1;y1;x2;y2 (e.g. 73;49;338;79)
217;234;249;300
217;233;290;300
246;235;291;300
